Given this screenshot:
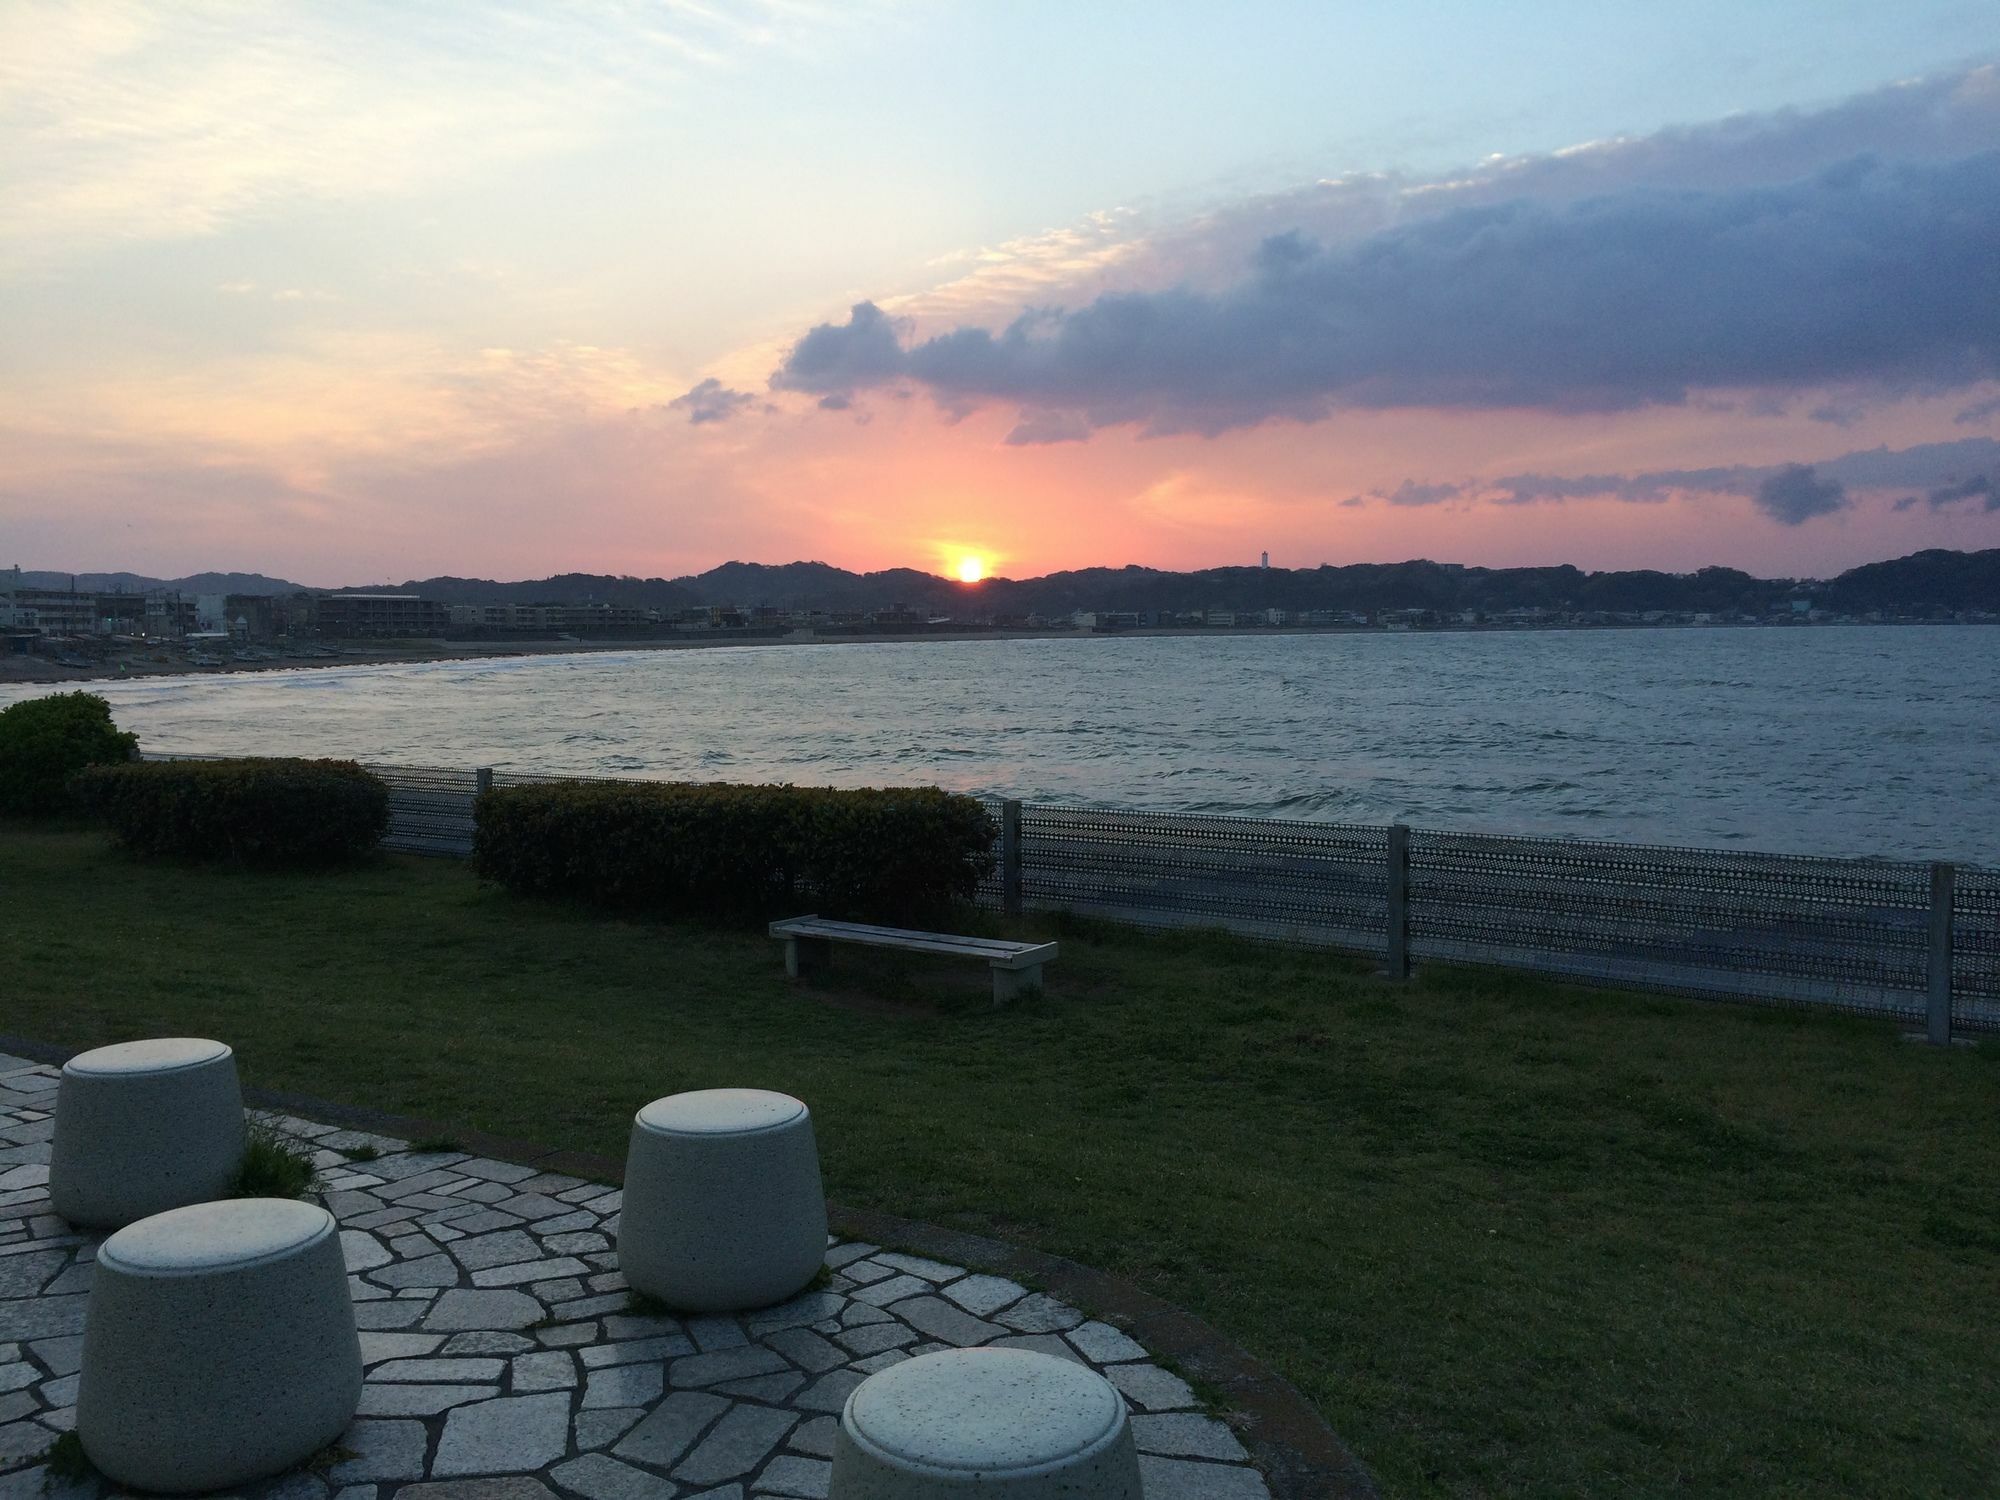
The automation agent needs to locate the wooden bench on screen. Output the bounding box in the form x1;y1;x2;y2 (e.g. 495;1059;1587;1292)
769;916;1058;1005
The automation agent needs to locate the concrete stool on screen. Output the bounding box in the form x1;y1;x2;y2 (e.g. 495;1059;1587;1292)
831;1348;1142;1498
49;1037;248;1229
618;1087;827;1312
78;1197;362;1494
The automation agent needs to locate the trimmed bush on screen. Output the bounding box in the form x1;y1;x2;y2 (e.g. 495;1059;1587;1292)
73;758;390;867
475;781;996;924
0;692;138;816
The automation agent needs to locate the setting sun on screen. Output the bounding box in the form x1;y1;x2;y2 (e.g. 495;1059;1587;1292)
956;556;986;583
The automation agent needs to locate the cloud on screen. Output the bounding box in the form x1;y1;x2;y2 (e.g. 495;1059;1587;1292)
1815;436;2000;490
1754;464;1847;525
1356;437;2000;524
1003;409;1092;446
1490;471;1701;504
774;151;2000;436
1955;394;2000;425
1927;473;1998;510
886;65;2000;339
1808;400;1868;427
775;302;909;391
666;378;760;425
1378;479;1467;507
1488;439;2000;506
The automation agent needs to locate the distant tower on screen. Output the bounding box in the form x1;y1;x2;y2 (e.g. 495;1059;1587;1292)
1260;551;1270;570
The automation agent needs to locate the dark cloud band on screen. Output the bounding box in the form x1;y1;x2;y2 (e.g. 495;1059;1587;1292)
774;151;2000;437
1352;437;2000;526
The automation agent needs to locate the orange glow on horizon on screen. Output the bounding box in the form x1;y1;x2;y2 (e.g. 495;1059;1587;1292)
956;555;986;583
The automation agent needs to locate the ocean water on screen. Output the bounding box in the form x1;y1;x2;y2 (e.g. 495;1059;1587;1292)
7;626;1996;865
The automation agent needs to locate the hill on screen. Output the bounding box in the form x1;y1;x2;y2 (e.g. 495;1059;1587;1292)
15;569;310;595
13;549;1998;616
1822;548;2000;612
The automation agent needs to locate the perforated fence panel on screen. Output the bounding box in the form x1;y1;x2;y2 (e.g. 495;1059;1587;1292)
366;765;481;857
490;770;584;789
1010;804;1389;949
138;752;1997;1031
972;796;1006;911
1406;830;1938;1020
1954;867;2000;1032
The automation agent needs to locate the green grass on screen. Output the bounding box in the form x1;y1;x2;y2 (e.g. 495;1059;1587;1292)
38;1431;92;1484
231;1126;321;1199
3;824;1995;1498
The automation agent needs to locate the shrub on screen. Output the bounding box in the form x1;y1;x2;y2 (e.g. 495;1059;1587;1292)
475;780;996;925
73;757;389;867
0;691;137;816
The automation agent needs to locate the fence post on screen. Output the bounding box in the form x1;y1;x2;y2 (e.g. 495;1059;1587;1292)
1385;823;1410;980
1927;861;1955;1046
1001;800;1023;918
474;767;494;795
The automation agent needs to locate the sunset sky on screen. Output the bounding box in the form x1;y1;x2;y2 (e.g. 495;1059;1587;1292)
3;2;1999;585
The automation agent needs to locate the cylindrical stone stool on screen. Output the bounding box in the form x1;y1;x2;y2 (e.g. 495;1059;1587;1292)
831;1348;1143;1497
49;1037;248;1229
78;1198;362;1495
618;1087;828;1312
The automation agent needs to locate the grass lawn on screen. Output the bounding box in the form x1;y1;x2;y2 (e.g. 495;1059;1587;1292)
3;824;1996;1498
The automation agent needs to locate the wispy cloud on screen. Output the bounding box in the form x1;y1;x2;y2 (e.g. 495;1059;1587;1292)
0;329;691;486
0;0;884;267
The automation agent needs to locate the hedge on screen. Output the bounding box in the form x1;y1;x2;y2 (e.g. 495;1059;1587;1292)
73;758;390;867
0;692;139;816
474;781;996;924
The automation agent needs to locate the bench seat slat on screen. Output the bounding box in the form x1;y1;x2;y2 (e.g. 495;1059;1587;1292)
769;916;1057;969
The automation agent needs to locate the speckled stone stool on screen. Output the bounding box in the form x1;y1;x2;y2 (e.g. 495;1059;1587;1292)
831;1347;1143;1497
618;1087;828;1312
49;1036;247;1229
77;1197;362;1495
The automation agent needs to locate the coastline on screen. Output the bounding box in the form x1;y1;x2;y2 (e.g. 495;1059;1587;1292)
0;615;1971;689
0;626;1082;686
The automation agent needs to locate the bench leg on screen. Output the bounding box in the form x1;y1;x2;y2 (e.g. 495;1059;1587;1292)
991;963;1043;1006
785;937;832;981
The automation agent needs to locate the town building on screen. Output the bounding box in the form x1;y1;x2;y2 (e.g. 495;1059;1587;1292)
318;594;449;638
13;589;101;635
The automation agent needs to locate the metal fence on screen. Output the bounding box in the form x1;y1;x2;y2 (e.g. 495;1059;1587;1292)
989;801;1992;1035
151;756;1996;1038
1402;830;1943;1017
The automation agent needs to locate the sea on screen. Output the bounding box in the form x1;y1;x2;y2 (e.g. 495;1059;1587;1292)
6;625;1996;866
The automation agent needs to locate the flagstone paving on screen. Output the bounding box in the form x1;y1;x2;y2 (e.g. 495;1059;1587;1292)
0;1053;1269;1499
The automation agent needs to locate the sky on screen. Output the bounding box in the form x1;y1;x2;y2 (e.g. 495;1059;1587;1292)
3;1;1999;586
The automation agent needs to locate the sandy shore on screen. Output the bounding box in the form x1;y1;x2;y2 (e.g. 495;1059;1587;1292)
0;627;1095;687
4;617;1828;688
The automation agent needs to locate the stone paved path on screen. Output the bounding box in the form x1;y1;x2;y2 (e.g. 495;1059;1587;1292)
0;1054;1271;1499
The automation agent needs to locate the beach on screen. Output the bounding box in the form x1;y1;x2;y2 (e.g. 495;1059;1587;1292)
0;626;1084;687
